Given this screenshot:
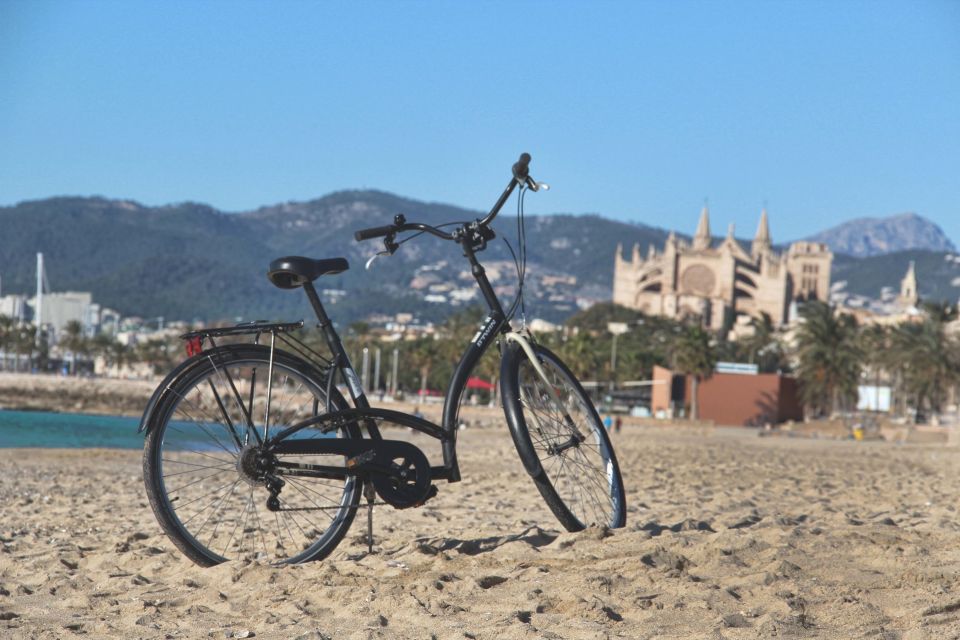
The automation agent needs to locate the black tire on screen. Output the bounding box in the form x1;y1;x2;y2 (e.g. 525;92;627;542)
143;345;362;566
501;342;626;531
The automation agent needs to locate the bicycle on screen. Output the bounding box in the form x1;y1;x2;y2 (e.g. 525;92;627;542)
139;153;627;566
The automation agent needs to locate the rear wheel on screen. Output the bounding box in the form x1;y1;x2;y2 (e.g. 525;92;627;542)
143;345;361;566
501;342;626;531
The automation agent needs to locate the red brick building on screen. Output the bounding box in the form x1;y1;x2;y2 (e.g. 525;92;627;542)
651;365;803;426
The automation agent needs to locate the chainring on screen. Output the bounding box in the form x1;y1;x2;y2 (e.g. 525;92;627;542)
372;446;432;509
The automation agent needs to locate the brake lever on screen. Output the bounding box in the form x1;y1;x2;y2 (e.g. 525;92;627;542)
526;176;550;192
366;233;399;270
365;252;387;270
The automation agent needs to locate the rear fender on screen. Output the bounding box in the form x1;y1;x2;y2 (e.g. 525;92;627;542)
138;345;356;436
138;352;209;434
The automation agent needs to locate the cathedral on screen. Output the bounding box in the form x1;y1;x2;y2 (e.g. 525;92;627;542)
612;207;832;327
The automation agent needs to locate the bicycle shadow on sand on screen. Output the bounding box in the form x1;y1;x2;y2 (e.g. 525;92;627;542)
408;525;560;556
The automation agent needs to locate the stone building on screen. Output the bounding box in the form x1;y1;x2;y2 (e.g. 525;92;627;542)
613;207;832;327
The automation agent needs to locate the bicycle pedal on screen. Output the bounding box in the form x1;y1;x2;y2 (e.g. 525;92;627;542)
413;484;439;508
346;449;376;469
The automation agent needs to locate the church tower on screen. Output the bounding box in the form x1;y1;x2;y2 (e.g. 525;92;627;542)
692;205;711;250
751;208;772;258
898;261;919;308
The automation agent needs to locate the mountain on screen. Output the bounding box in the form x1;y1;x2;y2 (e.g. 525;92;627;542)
832;250;960;302
0;193;668;323
3;195;957;325
805;212;955;257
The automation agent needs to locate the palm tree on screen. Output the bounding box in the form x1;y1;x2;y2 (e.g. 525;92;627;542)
793;302;861;417
670;323;716;420
60;320;86;375
737;312;787;373
557;330;601;383
405;336;441;403
0;315;15;371
13;323;36;372
887;317;960;422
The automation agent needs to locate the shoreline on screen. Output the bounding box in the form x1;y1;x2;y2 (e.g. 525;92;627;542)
2;372;953;448
0;372;157;418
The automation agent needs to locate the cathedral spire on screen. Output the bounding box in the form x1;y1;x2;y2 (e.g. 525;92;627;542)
752;208;772;257
693;204;711;250
899;260;919;308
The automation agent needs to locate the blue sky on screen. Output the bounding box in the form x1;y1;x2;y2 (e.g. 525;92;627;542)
1;0;958;243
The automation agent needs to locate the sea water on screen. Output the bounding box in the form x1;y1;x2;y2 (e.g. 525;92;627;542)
0;409;144;449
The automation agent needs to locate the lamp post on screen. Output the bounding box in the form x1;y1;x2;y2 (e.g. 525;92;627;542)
607;321;629;392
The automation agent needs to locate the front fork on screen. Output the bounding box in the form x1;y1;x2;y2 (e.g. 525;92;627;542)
503;330;580;435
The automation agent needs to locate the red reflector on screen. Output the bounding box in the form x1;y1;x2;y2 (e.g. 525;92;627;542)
185;336;203;356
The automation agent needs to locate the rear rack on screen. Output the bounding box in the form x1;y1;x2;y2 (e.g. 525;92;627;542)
180;320;304;340
180;320;333;369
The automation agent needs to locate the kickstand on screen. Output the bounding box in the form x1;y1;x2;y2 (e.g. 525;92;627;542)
363;481;376;555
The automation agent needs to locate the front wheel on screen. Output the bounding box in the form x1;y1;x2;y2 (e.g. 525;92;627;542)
501;342;626;531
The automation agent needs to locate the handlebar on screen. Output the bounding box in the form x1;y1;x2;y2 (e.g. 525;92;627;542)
512;152;531;182
355;152;536;245
353;225;396;242
353;221;455;243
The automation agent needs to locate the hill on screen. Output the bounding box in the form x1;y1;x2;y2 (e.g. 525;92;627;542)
2;195;957;324
805;212;955;257
832;250;960;302
0;193;668;323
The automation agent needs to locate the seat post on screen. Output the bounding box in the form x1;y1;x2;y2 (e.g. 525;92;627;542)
302;281;371;411
302;282;340;348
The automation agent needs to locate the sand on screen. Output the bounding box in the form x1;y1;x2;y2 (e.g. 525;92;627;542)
2;423;960;639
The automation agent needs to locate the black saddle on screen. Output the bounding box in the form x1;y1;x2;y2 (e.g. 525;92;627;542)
267;256;349;289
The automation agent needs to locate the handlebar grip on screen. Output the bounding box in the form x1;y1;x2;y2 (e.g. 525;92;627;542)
354;225;395;242
512;152;531;181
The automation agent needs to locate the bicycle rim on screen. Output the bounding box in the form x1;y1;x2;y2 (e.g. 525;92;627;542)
513;348;625;529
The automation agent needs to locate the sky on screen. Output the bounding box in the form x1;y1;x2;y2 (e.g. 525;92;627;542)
1;0;958;243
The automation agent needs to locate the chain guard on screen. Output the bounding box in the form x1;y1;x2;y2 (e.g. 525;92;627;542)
371;446;432;509
271;437;433;509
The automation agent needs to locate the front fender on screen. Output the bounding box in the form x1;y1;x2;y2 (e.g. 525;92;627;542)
500;341;545;478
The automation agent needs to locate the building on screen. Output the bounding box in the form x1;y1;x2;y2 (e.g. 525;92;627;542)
613;207;832;327
27;291;99;338
0;294;29;323
834;262;924;326
650;364;803;426
897;260;919;309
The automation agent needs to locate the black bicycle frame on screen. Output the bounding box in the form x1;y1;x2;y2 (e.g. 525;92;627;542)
295;167;527;483
300;192;520;484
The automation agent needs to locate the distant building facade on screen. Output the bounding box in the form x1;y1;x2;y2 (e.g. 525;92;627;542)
651;364;804;426
613;207;832;327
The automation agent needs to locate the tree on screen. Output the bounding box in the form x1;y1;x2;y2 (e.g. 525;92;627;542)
60;320;87;374
737;312;787;373
887;317;960;422
404;336;441;402
557;331;602;383
670;323;717;420
793;302;861;417
0;315;14;370
11;323;36;372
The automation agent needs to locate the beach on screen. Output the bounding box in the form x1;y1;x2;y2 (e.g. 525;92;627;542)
2;421;960;639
